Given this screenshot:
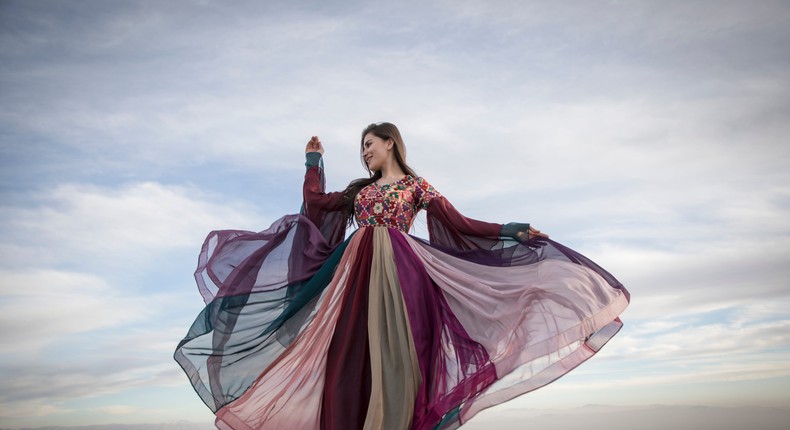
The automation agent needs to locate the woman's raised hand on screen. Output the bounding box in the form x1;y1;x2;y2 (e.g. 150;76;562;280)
305;136;325;155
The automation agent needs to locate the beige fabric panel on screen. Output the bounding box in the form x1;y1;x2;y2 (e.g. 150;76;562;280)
364;227;422;430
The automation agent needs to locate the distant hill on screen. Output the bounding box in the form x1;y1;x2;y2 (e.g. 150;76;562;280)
3;405;790;430
463;404;790;430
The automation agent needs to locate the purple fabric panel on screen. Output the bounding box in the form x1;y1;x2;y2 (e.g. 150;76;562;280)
195;214;338;303
195;229;240;303
415;230;627;294
412;235;542;267
424;195;627;296
388;230;497;430
194;162;345;303
387;230;441;427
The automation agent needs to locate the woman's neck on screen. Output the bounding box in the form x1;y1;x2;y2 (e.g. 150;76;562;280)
379;158;406;181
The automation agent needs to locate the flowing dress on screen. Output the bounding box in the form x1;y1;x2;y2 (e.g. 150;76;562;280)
174;155;630;430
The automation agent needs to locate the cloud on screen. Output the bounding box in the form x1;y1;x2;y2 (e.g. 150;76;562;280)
0;181;259;417
3;0;788;201
1;359;181;404
610;320;790;364
0;182;265;270
0;398;72;420
0;268;194;411
0;270;148;353
0;1;369;170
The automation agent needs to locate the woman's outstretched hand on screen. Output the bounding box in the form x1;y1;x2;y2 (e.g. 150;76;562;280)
519;226;549;248
502;222;549;246
525;225;548;240
513;226;548;241
305;136;325;155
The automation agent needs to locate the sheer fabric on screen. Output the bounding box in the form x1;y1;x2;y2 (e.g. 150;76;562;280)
174;159;630;430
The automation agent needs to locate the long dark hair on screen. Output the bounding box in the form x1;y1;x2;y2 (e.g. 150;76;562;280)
340;122;418;226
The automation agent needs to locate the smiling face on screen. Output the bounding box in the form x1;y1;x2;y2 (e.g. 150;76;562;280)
362;132;392;172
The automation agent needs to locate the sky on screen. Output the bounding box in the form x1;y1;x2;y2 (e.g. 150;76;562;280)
0;0;789;428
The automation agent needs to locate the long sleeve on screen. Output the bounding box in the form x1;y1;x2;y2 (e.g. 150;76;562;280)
302;153;347;245
417;178;540;248
414;176;503;250
425;196;503;249
303;166;345;217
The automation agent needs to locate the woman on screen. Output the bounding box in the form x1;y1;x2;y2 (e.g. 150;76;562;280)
174;122;630;430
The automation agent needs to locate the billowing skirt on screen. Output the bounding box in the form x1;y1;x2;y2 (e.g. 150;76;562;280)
174;215;629;430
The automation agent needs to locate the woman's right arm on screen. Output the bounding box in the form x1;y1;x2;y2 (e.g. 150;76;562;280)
303;136;345;223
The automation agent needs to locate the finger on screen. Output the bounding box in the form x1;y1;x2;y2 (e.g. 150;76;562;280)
528;237;548;248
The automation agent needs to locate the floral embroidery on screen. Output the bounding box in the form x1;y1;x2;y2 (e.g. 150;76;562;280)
354;175;441;232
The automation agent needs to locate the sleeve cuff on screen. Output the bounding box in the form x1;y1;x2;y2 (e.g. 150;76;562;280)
501;222;530;239
305;152;322;167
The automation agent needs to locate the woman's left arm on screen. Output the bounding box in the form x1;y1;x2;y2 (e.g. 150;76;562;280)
417;177;548;244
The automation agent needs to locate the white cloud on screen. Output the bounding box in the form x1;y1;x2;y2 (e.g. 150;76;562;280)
0;182;265;269
600;241;790;320
0;182;274;422
0;266;206;395
0;270;148;353
610;321;790;363
0;399;72;420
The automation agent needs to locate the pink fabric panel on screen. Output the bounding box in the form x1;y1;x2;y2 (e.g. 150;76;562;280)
462;319;623;422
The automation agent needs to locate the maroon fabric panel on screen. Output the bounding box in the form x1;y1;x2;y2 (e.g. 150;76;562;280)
320;228;373;430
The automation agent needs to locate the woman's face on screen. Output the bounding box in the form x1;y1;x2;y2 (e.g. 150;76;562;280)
362;132;391;172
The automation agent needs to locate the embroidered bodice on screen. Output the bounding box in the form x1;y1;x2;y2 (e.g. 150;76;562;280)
354;175;441;232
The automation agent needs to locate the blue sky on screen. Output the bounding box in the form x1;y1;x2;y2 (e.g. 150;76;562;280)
1;0;789;427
